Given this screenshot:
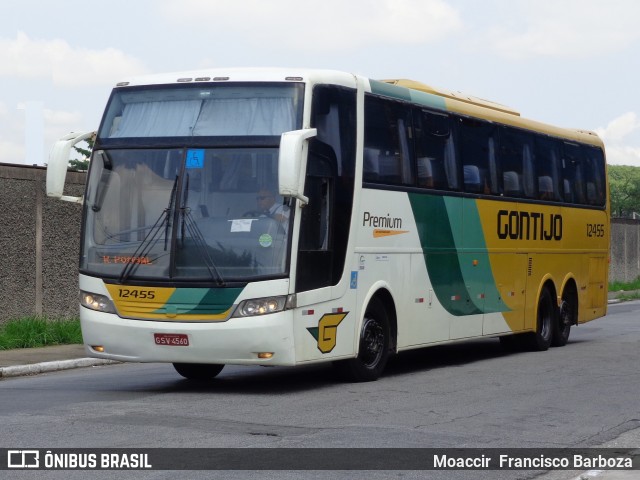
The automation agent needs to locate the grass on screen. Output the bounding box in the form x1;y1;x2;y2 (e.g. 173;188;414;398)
609;277;640;301
609;277;640;292
0;317;82;350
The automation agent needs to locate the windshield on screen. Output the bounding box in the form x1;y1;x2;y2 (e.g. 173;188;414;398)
81;147;292;282
99;83;303;139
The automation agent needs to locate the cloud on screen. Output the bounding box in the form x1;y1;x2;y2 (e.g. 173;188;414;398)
0;139;24;164
605;145;640;167
44;109;84;129
0;32;149;87
160;0;462;51
488;0;640;59
596;113;640;166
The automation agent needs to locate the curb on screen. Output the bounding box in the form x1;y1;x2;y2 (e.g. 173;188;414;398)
0;358;120;379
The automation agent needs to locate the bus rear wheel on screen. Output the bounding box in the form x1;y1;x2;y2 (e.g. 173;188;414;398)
334;297;390;382
528;287;554;351
552;286;577;347
173;363;224;380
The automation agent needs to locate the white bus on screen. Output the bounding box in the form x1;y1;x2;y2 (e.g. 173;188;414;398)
47;68;608;382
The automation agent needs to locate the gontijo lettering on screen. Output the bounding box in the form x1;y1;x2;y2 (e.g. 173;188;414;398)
497;210;562;241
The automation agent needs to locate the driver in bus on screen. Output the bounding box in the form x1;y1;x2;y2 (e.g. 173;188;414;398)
256;188;290;224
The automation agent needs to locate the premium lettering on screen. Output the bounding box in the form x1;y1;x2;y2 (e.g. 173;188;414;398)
363;211;402;229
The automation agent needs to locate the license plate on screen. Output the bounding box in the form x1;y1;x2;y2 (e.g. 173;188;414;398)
154;333;189;346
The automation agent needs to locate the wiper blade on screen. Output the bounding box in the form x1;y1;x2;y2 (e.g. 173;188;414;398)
119;175;179;283
118;209;169;283
165;175;179;251
180;209;226;286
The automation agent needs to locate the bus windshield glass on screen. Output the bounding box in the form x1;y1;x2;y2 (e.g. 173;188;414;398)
81;147;291;282
98;83;303;139
82;82;304;282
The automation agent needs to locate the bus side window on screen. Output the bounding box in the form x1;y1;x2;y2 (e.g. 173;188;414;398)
414;110;454;190
498;127;534;198
534;136;562;202
562;142;587;204
457;116;497;194
364;95;414;186
583;146;606;206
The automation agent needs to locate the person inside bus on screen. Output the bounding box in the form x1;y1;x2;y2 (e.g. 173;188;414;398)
255;188;290;225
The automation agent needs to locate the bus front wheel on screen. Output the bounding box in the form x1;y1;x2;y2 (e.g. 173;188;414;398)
173;363;224;380
334;297;390;382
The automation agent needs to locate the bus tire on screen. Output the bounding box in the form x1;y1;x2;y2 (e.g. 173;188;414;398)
527;287;554;351
552;286;577;347
334;297;390;382
173;363;224;380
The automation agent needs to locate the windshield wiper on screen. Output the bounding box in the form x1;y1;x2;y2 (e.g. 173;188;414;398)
119;176;178;283
179;209;226;287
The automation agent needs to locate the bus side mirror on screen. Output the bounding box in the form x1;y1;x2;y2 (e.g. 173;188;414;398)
278;128;317;206
46;131;95;203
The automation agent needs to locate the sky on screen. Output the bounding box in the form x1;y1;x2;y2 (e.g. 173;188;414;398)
1;0;639;166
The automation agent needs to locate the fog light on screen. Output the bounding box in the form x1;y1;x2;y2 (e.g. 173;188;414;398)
258;352;274;359
91;345;105;353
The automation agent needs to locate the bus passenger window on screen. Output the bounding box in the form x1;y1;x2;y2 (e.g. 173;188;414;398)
414;110;454;190
562;142;587;204
583;147;606;206
364;95;414;186
534;136;562;202
499;127;532;198
458;117;496;194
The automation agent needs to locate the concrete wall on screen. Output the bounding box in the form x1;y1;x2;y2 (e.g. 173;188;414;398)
0;163;638;323
0;164;86;323
610;217;640;284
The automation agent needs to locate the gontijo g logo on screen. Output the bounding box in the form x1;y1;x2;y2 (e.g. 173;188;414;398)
307;312;348;353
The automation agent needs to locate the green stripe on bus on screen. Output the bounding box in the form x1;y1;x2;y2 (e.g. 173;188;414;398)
153;287;242;315
408;193;509;316
369;80;446;110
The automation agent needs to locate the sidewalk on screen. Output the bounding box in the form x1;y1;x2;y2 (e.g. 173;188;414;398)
0;344;117;378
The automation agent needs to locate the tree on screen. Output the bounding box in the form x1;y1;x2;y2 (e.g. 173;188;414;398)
68;135;94;172
608;165;640;217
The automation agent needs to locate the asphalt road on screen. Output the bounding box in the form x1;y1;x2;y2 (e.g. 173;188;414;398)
2;301;640;480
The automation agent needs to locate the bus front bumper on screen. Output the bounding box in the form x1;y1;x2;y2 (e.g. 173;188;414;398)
80;307;296;366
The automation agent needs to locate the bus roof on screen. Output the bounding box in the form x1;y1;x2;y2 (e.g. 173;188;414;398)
381;79;521;117
111;68;358;89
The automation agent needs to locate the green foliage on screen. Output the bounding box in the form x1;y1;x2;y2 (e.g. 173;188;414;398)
68;136;95;172
0;317;82;350
608;165;640;217
609;276;640;292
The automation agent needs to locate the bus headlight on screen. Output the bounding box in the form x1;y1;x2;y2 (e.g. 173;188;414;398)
233;296;290;317
80;291;116;313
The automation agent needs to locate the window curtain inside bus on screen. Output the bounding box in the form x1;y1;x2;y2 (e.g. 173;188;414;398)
111;98;296;137
193;98;296;136
112;100;203;137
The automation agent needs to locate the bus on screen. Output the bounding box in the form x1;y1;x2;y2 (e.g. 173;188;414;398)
46;68;609;382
